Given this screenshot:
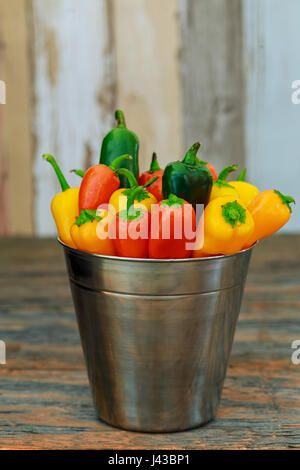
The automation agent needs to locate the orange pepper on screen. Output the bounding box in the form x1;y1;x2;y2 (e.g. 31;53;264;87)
70;209;115;255
245;190;295;247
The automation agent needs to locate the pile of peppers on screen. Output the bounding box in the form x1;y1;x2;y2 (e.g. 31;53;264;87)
44;109;295;259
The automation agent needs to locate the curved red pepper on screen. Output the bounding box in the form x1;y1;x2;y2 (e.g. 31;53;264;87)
138;152;163;201
78;154;132;211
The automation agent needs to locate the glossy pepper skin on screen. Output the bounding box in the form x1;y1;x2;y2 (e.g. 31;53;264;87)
100;110;139;188
197;159;218;181
193;196;255;256
109;168;157;214
70;209;115;255
245;190;295;247
162;143;213;208
112;188;150;258
149;194;196;259
138;152;163;201
43;154;79;248
79;154;132;211
220;168;259;207
209;165;239;201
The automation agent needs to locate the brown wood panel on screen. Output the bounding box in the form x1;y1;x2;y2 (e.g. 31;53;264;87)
179;0;245;172
0;235;299;449
0;0;33;235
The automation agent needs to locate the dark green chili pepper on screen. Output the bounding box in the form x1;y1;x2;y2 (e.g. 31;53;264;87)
100;110;139;188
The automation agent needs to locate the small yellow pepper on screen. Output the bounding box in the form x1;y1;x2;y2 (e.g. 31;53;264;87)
229;169;260;207
209;165;239;201
193;196;255;256
43;154;79;248
109;168;157;215
245;190;295;247
109;188;157;214
70;209;115;255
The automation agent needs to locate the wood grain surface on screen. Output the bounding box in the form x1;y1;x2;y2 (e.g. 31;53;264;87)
0;235;299;449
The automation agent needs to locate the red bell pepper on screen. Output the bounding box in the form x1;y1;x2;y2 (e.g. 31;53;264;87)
112;185;151;258
149;194;196;259
78;154;132;211
138;152;163;201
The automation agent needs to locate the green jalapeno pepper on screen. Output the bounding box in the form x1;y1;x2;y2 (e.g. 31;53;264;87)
100;110;139;188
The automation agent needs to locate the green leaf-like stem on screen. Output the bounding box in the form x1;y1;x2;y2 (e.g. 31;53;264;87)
42;153;70;191
221;200;246;227
274;190;295;213
75;209;102;226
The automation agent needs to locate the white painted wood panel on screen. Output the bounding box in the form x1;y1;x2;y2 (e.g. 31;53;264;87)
32;0;115;236
243;0;300;232
113;0;183;171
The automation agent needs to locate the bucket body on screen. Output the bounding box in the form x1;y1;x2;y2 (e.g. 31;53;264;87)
61;242;253;432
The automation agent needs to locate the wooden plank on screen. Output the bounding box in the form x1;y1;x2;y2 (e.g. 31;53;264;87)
0;102;8;235
179;0;245;172
0;0;33;235
112;0;183;170
0;235;299;449
242;0;300;232
31;0;116;236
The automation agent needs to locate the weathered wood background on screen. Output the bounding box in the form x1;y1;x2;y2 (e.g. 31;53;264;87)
0;0;299;236
0;235;299;449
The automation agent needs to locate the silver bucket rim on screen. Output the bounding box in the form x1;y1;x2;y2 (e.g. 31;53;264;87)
58;237;256;264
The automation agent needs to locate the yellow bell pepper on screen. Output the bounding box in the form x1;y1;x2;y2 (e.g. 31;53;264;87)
229;169;260;207
193;196;255;256
109;188;157;214
245;189;295;247
109;168;157;215
70;209;115;255
43;154;79;248
209;165;239;201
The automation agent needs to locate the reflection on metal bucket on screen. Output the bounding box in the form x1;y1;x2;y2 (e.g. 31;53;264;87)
60;239;254;432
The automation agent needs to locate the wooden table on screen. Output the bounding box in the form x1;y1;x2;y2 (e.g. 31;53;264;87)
0;235;299;450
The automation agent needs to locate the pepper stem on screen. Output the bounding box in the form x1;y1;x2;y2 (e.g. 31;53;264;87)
215;164;238;188
237;169;247;181
75;209;102;226
70;169;85;178
274;190;295;213
218;164;238;182
42;153;70;191
142;176;158;189
123;177;158;217
149;152;161;172
115;109;126;127
126;187;140;215
222;200;246;227
117;168;138;188
161;193;186;207
109;154;132;172
182;142;201;165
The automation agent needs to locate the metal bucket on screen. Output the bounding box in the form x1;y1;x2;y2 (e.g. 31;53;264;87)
60;240;254;432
